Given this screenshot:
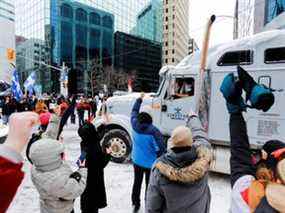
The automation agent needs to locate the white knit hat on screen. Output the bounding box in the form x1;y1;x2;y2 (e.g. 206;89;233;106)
29;138;64;172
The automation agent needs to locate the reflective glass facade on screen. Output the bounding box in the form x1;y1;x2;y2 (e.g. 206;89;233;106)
131;0;163;42
265;0;285;24
0;0;15;21
51;0;114;93
114;31;162;92
15;0;161;93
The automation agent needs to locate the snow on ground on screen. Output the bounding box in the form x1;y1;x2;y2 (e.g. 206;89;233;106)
8;124;231;213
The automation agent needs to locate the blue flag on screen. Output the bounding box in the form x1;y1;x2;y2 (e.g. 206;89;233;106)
24;71;36;96
12;69;23;101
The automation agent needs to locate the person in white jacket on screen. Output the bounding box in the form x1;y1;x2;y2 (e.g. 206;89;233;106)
29;113;87;213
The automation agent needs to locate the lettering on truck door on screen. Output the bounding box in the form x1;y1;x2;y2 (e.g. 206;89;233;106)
160;76;196;135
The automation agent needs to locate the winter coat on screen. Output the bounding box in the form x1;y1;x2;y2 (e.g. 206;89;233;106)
0;145;24;212
146;116;212;213
29;138;87;213
2;101;16;116
78;122;111;212
230;113;282;213
130;98;166;169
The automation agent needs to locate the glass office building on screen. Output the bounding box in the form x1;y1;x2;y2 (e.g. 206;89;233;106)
15;0;161;93
265;0;285;24
50;0;114;93
131;0;163;43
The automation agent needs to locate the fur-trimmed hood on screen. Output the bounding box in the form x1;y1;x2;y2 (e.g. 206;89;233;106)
155;146;213;183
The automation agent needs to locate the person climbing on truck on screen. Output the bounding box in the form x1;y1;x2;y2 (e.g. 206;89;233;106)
220;66;285;212
130;93;166;213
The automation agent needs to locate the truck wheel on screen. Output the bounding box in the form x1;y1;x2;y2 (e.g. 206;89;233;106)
102;129;131;163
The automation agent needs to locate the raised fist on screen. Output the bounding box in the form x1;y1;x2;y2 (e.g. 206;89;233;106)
4;112;39;153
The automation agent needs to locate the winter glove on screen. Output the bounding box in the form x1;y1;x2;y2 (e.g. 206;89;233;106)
76;151;86;167
237;66;274;112
220;73;247;114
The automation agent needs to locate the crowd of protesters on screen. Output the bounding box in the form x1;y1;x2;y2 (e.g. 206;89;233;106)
0;93;100;127
0;67;285;213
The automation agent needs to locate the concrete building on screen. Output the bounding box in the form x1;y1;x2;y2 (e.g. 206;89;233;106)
131;0;163;43
16;39;48;90
114;31;162;92
0;0;15;84
162;0;190;65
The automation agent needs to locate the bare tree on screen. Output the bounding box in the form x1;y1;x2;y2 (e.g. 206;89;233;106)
85;59;131;96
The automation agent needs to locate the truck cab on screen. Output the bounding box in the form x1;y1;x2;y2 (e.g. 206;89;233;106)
94;30;285;174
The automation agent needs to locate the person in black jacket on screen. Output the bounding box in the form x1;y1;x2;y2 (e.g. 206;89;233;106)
78;122;111;213
2;96;16;124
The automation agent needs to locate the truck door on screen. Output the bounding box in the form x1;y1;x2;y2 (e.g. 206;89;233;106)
160;75;196;135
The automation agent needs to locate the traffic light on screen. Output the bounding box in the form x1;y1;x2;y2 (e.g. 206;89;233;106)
6;48;15;61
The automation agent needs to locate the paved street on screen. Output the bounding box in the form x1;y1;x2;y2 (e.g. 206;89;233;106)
8;124;231;213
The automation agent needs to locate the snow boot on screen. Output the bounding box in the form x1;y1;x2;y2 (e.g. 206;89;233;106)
237;66;274;112
220;73;247;114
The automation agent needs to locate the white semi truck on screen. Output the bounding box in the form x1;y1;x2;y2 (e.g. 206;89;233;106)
94;29;285;174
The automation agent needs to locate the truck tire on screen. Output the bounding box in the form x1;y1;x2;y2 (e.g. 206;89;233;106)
102;129;131;163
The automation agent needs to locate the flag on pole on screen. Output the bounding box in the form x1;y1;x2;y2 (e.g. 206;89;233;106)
24;71;36;96
11;69;23;101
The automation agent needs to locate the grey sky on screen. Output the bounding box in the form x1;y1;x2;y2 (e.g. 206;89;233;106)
189;0;236;48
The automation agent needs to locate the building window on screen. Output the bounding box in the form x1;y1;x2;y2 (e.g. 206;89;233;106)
165;58;168;63
173;23;175;28
76;8;87;22
165;41;168;46
265;47;285;64
265;0;285;24
165;50;168;55
217;50;253;66
172;58;175;63
165;16;168;21
166;8;168;13
102;15;113;28
165;25;168;30
165;0;168;4
90;12;101;25
61;3;73;19
173;6;175;11
173;14;175;19
172;49;175;54
173;41;175;45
